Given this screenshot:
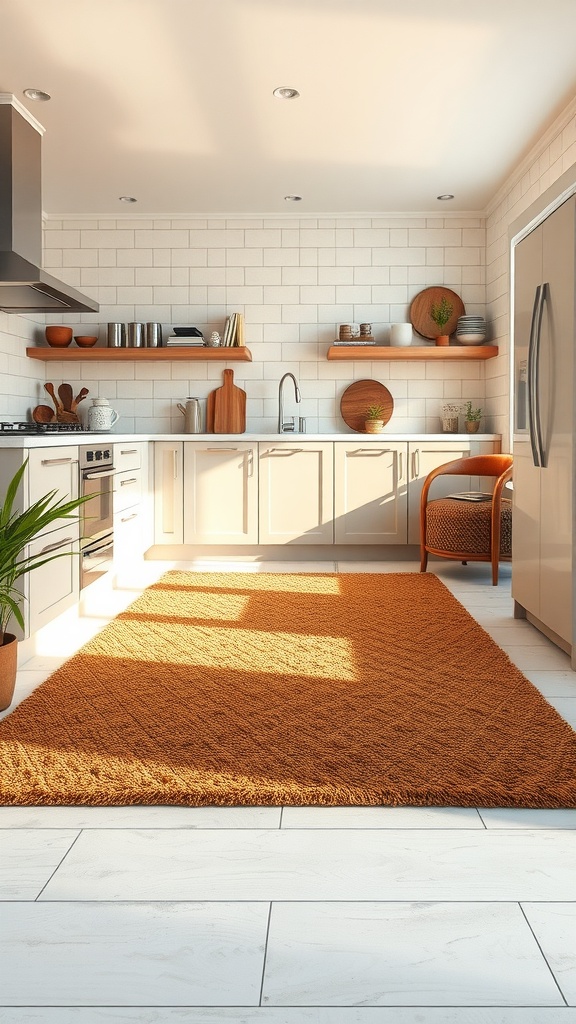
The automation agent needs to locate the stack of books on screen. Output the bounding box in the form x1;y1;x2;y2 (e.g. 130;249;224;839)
166;327;205;347
222;312;245;347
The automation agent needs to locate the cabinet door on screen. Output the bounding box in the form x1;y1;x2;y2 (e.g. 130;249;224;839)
183;443;258;545
27;446;79;539
334;442;407;544
258;442;334;544
114;467;142;515
407;441;471;544
27;523;80;635
114;442;145;474
153;442;183;544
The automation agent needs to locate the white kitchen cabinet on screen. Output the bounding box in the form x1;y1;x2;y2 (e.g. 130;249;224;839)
26;446;79;539
258;442;334;544
153;442;184;544
183;442;258;545
113;442;151;577
334;442;408;544
27;523;80;635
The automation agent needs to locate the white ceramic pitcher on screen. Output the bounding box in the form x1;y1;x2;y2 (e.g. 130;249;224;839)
87;398;120;432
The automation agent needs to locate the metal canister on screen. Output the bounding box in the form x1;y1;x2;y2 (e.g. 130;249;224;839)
146;322;162;347
107;323;126;348
127;322;145;348
176;398;202;433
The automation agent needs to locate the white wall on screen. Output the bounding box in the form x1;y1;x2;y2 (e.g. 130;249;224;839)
34;214;487;435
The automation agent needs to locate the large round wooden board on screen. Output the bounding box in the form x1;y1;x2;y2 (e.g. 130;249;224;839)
340;379;394;432
410;286;465;340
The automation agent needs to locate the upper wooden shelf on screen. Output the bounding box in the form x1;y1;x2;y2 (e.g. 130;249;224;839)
327;345;498;361
327;344;498;360
26;346;252;362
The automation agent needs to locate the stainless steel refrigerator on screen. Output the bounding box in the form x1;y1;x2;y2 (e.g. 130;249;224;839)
512;195;575;666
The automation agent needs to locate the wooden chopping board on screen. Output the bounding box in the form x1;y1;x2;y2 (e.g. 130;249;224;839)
207;369;247;433
340;379;394;432
409;286;465;339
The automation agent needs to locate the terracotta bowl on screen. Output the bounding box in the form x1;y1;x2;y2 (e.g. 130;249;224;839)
74;335;98;348
45;326;73;347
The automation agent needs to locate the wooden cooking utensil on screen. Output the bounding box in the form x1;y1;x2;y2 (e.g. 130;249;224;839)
211;369;247;434
71;387;89;413
32;404;56;423
340;379;394;432
58;383;74;412
44;382;63;416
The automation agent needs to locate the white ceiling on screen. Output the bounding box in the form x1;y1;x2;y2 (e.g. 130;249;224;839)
2;0;576;217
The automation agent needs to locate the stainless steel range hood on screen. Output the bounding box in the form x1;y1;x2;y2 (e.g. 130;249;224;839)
0;96;99;314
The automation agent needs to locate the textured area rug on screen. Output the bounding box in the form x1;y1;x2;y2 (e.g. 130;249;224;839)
1;571;575;808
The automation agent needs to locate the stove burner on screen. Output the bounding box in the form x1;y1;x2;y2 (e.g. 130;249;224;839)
0;421;85;434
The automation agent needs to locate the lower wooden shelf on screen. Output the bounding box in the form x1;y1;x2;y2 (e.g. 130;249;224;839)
26;346;252;362
327;345;498;361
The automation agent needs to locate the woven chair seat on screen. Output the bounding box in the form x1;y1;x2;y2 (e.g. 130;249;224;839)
425;497;512;556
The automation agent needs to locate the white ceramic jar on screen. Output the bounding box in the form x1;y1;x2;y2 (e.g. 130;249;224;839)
87;398;120;432
390;323;413;347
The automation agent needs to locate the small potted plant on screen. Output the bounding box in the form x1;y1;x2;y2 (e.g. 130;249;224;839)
430;296;453;346
364;404;386;433
0;459;90;711
464;400;482;433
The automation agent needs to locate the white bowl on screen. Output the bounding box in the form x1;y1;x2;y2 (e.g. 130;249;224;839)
456;334;486;345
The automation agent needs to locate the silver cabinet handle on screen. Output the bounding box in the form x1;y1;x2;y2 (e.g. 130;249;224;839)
172;448;178;480
412;448;420;478
398;451;403;479
39;536;74;554
352;448;390;456
41;457;73;466
120;477;138;486
119;449;138;455
120;512;138;523
268;447;304;454
206;447;239;452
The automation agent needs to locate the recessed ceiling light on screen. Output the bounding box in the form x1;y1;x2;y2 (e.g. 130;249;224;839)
273;87;300;100
119;196;137;203
284;195;302;202
437;194;454;201
23;88;51;102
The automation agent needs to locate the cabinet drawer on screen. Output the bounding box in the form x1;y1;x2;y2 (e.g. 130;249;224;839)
114;443;144;473
114;468;142;514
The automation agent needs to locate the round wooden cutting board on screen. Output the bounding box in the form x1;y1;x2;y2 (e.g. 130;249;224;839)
409;286;465;339
340;379;394;432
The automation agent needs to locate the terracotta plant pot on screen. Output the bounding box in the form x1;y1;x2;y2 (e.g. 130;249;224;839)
465;420;480;433
364;419;384;433
0;633;18;711
435;335;450;347
45;326;73;347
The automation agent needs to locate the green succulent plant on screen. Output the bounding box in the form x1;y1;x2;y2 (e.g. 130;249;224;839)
464;400;482;422
365;404;386;420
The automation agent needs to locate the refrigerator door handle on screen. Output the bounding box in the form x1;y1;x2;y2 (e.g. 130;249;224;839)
533;282;548;468
527;283;545;467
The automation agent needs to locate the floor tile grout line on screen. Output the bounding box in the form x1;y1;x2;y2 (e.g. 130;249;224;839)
258;902;273;1007
519;901;569;1007
33;829;84;902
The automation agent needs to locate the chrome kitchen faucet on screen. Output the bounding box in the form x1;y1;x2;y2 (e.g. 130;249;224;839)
278;372;301;432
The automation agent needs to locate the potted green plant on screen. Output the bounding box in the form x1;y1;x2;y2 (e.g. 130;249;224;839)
464;400;482;433
0;458;90;711
364;403;387;433
430;296;453;346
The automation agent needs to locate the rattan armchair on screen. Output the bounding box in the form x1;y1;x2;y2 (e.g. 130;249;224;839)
420;454;514;585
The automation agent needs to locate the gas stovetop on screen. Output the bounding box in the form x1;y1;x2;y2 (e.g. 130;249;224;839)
0;421;86;434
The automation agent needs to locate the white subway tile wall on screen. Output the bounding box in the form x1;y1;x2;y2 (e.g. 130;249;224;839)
0;95;574;437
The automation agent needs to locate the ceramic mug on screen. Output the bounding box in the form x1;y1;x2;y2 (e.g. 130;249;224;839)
390;323;413;347
87;399;120;432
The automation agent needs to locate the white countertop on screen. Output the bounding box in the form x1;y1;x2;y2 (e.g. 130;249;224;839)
0;432;501;449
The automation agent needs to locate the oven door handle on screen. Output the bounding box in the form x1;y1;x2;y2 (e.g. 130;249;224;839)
83;468;115;480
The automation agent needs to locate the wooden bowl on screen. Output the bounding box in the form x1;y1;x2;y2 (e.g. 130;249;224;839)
45;326;73;347
74;335;98;348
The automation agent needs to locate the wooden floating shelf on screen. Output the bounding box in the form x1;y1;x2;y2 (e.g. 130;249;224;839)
327;345;498;361
26;346;252;362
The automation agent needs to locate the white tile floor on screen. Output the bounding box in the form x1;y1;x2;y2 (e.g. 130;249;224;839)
1;558;576;1023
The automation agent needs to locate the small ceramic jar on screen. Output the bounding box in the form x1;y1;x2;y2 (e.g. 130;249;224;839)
87;398;120;432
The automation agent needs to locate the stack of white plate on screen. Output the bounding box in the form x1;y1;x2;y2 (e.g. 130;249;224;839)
456;315;486;346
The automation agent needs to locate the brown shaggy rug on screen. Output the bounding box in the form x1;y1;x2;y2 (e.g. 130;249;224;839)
1;570;575;808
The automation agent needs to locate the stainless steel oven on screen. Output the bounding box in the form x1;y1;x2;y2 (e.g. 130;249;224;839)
79;444;114;589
